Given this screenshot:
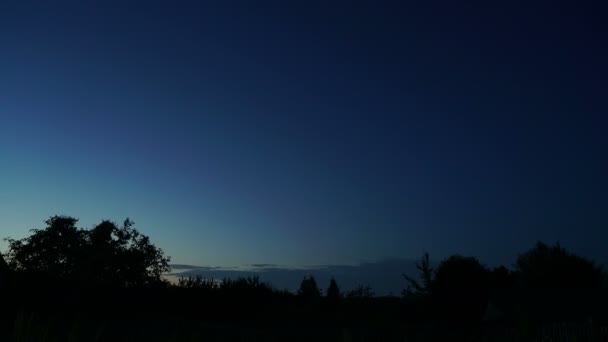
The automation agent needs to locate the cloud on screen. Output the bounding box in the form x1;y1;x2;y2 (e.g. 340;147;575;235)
170;258;419;296
169;264;204;270
250;263;279;268
169;264;237;273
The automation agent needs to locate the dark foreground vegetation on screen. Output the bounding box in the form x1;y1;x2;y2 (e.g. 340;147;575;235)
1;216;607;341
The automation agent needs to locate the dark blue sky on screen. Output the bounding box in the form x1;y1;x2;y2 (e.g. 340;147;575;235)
1;1;606;267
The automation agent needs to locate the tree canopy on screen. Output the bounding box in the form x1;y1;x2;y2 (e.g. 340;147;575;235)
0;253;9;278
432;255;489;292
516;241;604;289
4;216;170;287
326;278;341;301
297;275;322;299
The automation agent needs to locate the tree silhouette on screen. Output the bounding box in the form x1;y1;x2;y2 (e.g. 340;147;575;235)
297;275;321;299
432;255;488;291
488;265;513;289
0;253;9;291
515;241;606;321
403;252;433;298
220;276;274;297
516;241;604;289
430;255;490;324
326;278;341;301
177;275;218;290
345;284;374;299
4;216;83;277
0;254;8;274
4;216;170;286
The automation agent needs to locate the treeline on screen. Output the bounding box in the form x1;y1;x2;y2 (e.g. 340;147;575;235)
170;241;608;338
1;216;607;341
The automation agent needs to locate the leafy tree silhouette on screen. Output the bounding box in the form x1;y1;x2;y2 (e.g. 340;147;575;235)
326;277;341;301
297;275;322;299
432;255;490;322
488;265;513;289
0;253;8;275
0;253;9;294
483;265;516;322
515;241;606;321
516;241;604;289
404;254;490;325
433;255;489;292
4;215;170;287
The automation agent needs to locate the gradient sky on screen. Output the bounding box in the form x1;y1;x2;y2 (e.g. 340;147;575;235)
1;1;606;268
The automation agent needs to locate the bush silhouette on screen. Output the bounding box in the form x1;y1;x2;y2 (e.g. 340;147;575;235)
345;284;374;299
220;276;274;297
177;275;218;290
4;215;170;287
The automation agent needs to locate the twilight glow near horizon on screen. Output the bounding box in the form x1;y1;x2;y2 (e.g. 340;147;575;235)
1;1;606;268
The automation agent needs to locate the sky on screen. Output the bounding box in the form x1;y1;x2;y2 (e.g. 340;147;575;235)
1;1;606;270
